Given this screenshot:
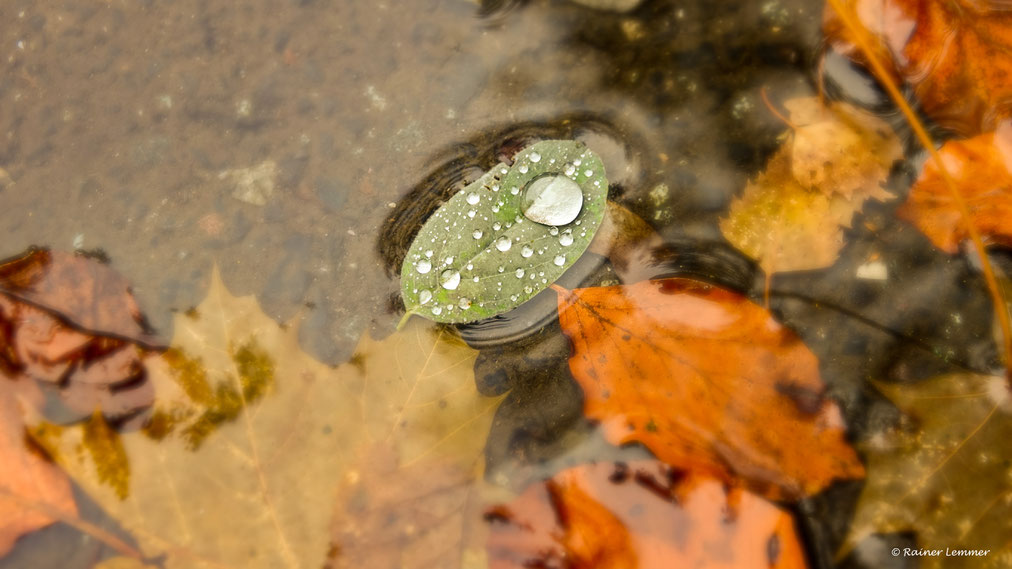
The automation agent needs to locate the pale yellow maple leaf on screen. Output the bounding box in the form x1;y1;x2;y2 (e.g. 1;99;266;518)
44;268;502;569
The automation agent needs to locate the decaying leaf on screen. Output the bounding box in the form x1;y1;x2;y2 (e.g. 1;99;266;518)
45;269;502;569
555;278;865;501
0;249;161;429
720;98;900;273
0;377;76;557
486;460;808;569
897;124;1012;253
844;373;1012;568
824;0;1012;135
401;140;608;323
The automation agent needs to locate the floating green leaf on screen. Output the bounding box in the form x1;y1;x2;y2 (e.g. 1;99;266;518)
401;140;608;323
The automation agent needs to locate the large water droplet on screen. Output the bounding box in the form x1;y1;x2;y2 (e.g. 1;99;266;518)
521;245;534;258
529;152;541;163
440;269;461;290
466;192;480;205
559;231;574;246
418;290;432;304
495;236;512;252
553;255;566;266
415;259;432;274
472;229;483;239
515;268;525;278
521;175;583;226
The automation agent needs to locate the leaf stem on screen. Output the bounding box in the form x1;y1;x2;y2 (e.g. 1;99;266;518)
825;0;1012;385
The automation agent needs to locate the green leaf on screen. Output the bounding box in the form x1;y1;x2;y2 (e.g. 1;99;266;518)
401;140;608;323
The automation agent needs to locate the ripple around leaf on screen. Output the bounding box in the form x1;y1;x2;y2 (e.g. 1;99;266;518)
400;140;608;324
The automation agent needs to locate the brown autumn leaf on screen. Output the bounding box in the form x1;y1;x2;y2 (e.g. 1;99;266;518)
842;373;1012;568
0;376;76;558
42;269;501;569
823;0;1012;135
555;278;865;501
720;97;900;273
897;123;1012;253
486;460;808;569
0;248;162;430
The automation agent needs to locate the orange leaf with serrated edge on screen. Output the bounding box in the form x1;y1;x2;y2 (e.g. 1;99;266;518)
898;123;1012;253
486;460;808;569
824;0;1012;135
555;278;865;501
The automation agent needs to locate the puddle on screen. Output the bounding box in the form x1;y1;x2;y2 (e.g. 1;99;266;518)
1;0;1007;568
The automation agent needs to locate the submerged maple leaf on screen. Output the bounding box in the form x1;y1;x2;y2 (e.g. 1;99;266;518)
486;460;808;569
43;269;501;569
555;278;865;501
844;373;1012;568
720;97;900;274
898;123;1012;253
824;0;1012;135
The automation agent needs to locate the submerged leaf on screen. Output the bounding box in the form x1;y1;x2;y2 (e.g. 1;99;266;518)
824;0;1012;135
46;269;502;569
486;460;808;569
0;379;76;557
401;140;608;323
556;278;865;501
720;97;900;273
898;124;1012;253
844;374;1012;567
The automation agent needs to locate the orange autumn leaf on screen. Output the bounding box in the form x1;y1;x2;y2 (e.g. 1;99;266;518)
898;123;1012;253
486;460;808;569
824;0;1012;135
0;378;77;557
555;278;864;501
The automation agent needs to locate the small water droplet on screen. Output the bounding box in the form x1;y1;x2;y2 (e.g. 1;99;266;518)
505;222;513;229
573;158;582;166
466;192;480;205
492;205;500;213
444;256;454;265
523;285;533;294
491;184;500;192
518;164;529;174
500;167;508;174
472;229;483;239
510;186;519;195
554;255;565;266
549;227;559;236
431;306;443;315
521;245;534;258
515;215;523;223
418;290;432;304
529;274;535;280
493;222;502;231
515;268;525;278
495;236;512;252
520;175;583;225
415;259;432;274
440;269;461;290
424;250;433;258
584;169;593;177
559;231;574;246
467;263;474;270
510;294;518;301
459;298;471;309
529;151;541;163
473;276;479;282
564;164;576;177
467;210;476;218
446;304;454;311
497;265;505;273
